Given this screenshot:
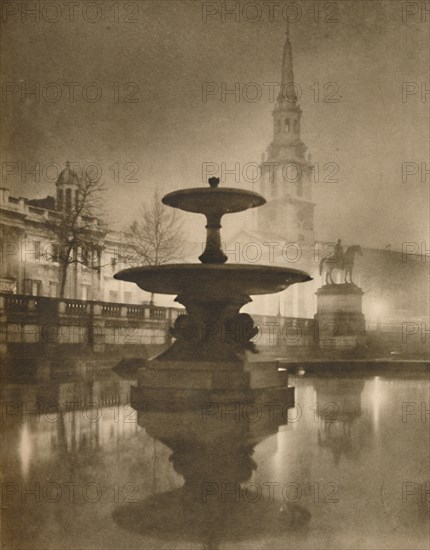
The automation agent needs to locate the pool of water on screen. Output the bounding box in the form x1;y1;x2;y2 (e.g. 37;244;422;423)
1;364;429;549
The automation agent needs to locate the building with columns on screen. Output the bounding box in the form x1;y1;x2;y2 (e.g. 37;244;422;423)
0;163;143;304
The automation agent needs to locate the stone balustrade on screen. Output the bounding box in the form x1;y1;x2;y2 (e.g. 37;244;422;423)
0;293;179;321
0;293;316;354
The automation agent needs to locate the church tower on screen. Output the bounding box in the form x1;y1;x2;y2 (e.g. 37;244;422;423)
257;23;315;243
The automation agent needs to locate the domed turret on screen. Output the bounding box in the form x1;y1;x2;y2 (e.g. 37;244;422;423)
56;161;80;211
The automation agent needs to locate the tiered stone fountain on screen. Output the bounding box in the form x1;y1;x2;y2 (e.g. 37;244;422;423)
114;178;311;410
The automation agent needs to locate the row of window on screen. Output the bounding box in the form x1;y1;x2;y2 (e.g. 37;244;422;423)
8;241;103;268
22;278;133;303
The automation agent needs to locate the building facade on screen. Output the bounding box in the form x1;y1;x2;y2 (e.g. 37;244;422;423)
0;163;144;304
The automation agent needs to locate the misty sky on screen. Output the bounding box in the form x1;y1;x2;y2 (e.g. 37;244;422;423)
1;0;429;250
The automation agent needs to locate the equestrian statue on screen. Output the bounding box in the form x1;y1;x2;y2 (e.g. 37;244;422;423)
319;239;363;285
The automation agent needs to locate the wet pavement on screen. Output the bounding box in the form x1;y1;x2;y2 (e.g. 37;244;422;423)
1;363;429;549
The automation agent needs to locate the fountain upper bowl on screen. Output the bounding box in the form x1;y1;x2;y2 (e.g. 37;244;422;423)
114;263;312;298
162;187;265;215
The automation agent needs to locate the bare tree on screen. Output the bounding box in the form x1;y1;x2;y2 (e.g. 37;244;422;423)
125;190;185;303
44;175;107;298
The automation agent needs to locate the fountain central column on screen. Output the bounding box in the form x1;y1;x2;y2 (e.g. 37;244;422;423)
199;212;228;264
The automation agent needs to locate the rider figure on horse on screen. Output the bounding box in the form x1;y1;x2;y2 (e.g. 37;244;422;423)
319;238;362;285
335;239;344;266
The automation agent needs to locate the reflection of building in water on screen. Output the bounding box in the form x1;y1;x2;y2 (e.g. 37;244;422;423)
0;377;142;478
0;374;178;549
256;382;316;501
312;377;370;465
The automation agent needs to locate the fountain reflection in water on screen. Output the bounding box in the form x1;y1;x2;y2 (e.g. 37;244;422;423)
1;368;429;549
112;393;311;549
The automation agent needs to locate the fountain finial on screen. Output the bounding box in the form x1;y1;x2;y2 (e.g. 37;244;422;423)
208;177;220;188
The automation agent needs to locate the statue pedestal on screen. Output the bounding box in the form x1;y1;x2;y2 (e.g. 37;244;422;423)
314;283;366;351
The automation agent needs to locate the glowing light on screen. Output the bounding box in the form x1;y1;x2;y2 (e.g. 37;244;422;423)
370;376;386;433
18;424;32;478
369;300;385;318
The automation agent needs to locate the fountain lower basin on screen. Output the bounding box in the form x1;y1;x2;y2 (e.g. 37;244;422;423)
114;263;311;297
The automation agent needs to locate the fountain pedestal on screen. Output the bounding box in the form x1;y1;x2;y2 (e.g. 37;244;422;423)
314;283;366;351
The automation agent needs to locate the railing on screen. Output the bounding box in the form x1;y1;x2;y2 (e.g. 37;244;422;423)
99;393;120;406
65;300;88;316
3;294;424;336
0;293;183;322
3;295;31;312
101;303;122;317
0;292;332;353
126;305;146;319
149;307;167;320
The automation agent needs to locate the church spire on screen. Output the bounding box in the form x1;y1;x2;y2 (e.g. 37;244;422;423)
278;19;297;104
257;22;315;245
270;21;302;155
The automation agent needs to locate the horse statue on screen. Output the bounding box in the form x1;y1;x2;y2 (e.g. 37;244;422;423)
319;243;363;285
